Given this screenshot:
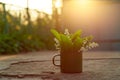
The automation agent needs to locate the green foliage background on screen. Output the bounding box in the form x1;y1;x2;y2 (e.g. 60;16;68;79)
0;9;54;54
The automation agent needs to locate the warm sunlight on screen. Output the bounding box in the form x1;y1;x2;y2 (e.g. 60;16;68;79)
29;0;52;14
78;0;90;6
62;0;120;42
55;0;62;8
0;0;53;14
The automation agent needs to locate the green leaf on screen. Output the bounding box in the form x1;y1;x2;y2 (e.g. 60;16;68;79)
73;37;83;51
84;35;93;41
51;29;61;41
60;34;72;51
71;30;82;42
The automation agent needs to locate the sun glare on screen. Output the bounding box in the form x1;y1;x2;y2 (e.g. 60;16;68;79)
29;0;52;14
0;0;53;14
55;0;62;8
78;0;90;5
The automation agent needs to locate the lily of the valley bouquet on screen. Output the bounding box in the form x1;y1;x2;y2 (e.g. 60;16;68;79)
51;29;98;52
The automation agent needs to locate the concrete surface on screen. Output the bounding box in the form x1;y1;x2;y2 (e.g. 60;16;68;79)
0;51;120;80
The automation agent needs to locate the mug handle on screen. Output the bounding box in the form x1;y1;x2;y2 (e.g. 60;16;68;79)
52;54;60;67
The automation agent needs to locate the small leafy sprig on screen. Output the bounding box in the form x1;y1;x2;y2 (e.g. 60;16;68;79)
51;29;98;52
